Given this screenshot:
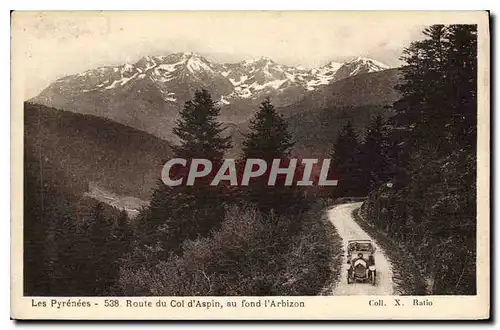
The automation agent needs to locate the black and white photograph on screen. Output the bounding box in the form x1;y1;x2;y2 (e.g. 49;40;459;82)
10;11;490;320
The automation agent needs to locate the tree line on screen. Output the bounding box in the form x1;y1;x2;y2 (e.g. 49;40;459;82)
360;24;477;295
327;114;394;198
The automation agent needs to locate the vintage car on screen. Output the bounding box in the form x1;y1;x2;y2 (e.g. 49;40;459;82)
346;240;376;285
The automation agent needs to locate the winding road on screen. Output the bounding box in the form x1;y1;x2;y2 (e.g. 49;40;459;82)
328;202;395;295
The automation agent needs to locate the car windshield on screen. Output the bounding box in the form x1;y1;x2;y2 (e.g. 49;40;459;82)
349;242;372;251
357;243;371;251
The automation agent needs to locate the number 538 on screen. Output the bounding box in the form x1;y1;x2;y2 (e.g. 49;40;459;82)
104;300;120;307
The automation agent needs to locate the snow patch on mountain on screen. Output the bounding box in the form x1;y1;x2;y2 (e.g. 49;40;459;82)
219;95;230;105
355;57;390;70
251;79;287;91
160;89;177;102
229;75;249;86
105;72;139;89
156;61;184;74
186;56;213;73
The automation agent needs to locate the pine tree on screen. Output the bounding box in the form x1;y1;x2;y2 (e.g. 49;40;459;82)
242;97;294;162
137;89;232;257
394;24;477;181
330;121;365;196
396;25;450;150
241;98;299;213
173;89;232;161
360;115;391;189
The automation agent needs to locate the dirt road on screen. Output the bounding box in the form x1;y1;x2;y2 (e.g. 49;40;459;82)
328;202;395;295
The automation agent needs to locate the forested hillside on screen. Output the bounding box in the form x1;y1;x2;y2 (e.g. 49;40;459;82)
24;103;172;200
356;25;478;295
23;103;168;295
287;105;393;157
24;147;134;296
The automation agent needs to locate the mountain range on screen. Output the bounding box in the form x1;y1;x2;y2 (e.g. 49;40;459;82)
30;52;391;140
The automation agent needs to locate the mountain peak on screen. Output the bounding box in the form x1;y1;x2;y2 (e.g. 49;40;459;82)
180;52;204;60
186;55;213;73
243;56;276;66
349;56;390;69
258;56;273;61
333;57;390;81
164;52;197;60
324;60;343;69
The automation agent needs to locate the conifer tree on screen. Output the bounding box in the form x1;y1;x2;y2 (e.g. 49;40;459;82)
241;98;298;213
330;120;365;196
172;89;232;161
137;89;232;256
360;115;391;189
395;24;468;152
242;97;294;162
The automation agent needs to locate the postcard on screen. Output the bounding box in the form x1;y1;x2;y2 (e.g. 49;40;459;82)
10;10;490;320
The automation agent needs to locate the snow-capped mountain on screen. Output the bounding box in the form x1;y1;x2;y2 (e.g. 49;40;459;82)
333;57;390;81
30;52;390;140
42;52;234;103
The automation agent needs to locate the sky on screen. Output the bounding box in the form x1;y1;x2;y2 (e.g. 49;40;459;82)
12;11;437;99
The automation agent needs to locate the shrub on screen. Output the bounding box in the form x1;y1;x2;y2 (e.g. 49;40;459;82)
119;202;341;296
